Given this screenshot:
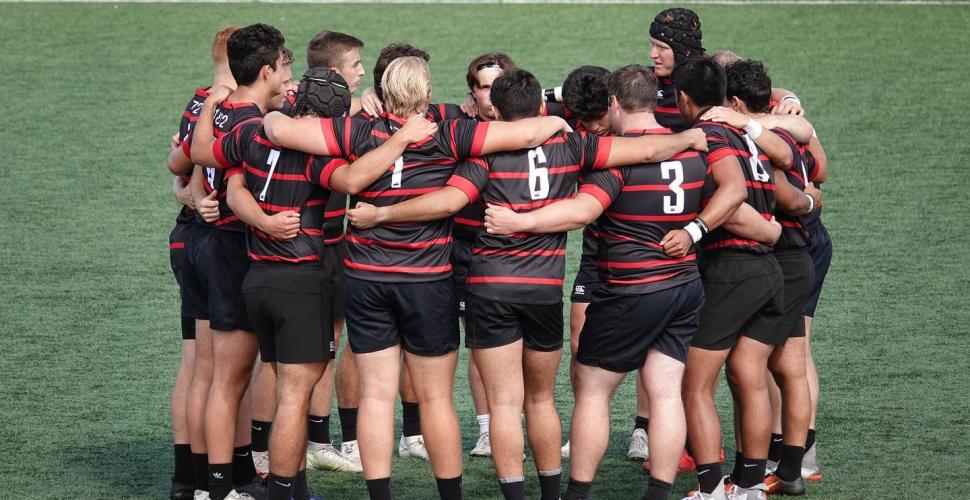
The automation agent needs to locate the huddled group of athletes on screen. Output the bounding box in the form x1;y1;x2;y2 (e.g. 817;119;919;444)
163;7;834;500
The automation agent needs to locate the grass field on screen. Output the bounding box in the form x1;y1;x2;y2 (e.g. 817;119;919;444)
2;2;969;499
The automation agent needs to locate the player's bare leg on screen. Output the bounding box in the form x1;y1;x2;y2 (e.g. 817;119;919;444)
474;342;524;478
187;320;213;491
467;334;491;456
397;360;427;459
523;346;563;499
404;351;463;481
569;364;624;482
640;350;686;487
683;346;730;493
725;336;774;489
307;323;361;472
355;345;402;480
631;372;651;460
336;342;361;450
267;361;326;498
766;336;810;491
562;301;588;459
804;317;819;430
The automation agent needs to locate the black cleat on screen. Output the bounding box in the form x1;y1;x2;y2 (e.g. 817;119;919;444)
170;478;195;500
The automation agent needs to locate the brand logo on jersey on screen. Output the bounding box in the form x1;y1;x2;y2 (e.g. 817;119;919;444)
657;89;664;100
574;285;586;295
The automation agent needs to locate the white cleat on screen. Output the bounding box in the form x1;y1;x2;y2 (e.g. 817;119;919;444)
341;440;363;471
682;476;729;500
561;440;570;459
469;432;492;457
398;434;430;460
252;450;269;478
627;428;650;460
729;482;767;500
193;490;210;500
801;442;823;481
307;442;363;472
224;490;256;500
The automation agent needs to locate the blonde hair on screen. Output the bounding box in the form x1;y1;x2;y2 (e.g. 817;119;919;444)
212;25;239;65
711;50;742;69
381;56;432;117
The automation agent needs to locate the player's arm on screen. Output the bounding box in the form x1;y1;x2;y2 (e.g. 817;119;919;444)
755;114;814;144
189;165;219;223
328;115;439;195
225;174;300;240
189;85;234;168
700;107;794;169
773;169;816;216
477;116;573;155
600;129;709;168
173;175;195;210
722;203;782;245
806;136;828;183
660;156;748;257
346;186;471;230
262;113;341;156
483;194;604;235
168;147;194;176
770;88;804;115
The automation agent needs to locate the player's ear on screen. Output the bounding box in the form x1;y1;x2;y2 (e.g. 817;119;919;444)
730;96;744;112
609;95;621;112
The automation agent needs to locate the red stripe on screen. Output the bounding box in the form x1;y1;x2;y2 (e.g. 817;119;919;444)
214;215;240;226
325;209;346;218
622;179;706;192
780;220;802;228
467;276;564;285
578;184;613;209
470;122;489;157
491;197;572;211
253;135;278;149
346;235;452;249
324;234;346;245
359;187;440;198
471;247;566;257
655;106;679;114
321;118;340;156
454;217;483;227
446;175;481;202
306;198;326;207
592;136;613;169
745;181;775;190
671;150;702;160
258;201;301;213
597;254;695;269
604;211;697;222
244;162;307;181
169;242;185;250
248;252;320;263
707;147;747;165
703;238;763;250
343;117;352;157
344;259;452;273
608;270;686;285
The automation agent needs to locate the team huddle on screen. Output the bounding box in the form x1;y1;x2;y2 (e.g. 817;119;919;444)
163;7;833;500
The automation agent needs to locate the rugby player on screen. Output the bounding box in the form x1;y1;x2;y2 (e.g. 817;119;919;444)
261;56;576;500
344;67;707;500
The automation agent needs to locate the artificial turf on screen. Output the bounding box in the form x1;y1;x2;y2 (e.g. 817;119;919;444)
1;2;968;498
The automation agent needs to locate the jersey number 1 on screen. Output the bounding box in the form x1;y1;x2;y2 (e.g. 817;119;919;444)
390;156;404;188
528;147;549;200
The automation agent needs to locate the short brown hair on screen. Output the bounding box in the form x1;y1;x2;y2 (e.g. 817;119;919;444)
465;53;516;90
382;56;431;118
711;50;742;69
606;65;657;113
306;31;364;68
211;25;239;65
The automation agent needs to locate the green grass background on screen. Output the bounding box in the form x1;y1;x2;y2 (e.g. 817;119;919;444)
1;3;969;498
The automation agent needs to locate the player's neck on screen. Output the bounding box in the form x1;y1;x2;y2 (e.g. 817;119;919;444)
211;67;235;90
231;84;270;113
618;111;662;134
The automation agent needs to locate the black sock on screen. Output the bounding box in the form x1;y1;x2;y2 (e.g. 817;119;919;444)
806;428;816;450
174;444;194;484
436;475;462;500
737;457;767;488
696;463;722;493
768;433;783;462
563;477;592;500
292;470;310;500
192;453;209;491
402;401;421;438
538;468;561;500
251;420;272;453
308;414;331;444
641;476;673;500
208;462;233;500
498;477;525;500
730;451;743;484
267;473;296;500
366;477;392;500
776;445;805;481
635;416;650;433
232;445;257;486
339;407;359;443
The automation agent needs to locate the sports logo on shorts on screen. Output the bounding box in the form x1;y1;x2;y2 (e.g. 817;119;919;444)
458;300;466;312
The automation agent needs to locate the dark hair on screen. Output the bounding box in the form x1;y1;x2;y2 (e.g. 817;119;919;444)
374;43;431;101
291;67;352;119
227;24;287;86
490;68;542;121
466;53;516;90
725;59;772;114
606;64;657;113
672;56;726;108
562;66;610;121
306;31;364;68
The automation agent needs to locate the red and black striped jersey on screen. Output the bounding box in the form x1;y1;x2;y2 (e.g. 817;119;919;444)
693;118;776;254
320;113;490;282
579;129;712;294
182;99;264;232
322;194;347;245
212;120;345;263
173;87;209;226
647;68;686;132
771;129;812;250
797;148;823;227
447;131;612;304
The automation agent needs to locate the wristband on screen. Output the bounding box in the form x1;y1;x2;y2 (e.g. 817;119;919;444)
782;95;801;103
694;216;710;234
683;221;704;244
804;193;815;213
744;118;763;140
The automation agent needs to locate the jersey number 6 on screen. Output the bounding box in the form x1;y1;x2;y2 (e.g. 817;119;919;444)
528;147;549;200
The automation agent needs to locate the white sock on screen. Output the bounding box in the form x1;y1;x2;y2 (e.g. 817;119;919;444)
476;413;490;436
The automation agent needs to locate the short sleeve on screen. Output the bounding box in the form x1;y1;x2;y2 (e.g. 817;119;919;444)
446;157;489;202
308;156;350;190
568;131;613;172
578;168;623;209
323;117;376;160
437;119;489;160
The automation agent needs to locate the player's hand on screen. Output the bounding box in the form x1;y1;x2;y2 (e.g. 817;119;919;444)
767;216;782;245
177;184;196;210
556;116;574;134
701;106;750;129
360;87;384;117
660;229;693;258
683;128;709;152
204;85;233;107
170;133;180;151
260;210;300;240
772;98;804;116
197;190;220;223
460;95;479;118
397;115;439;144
805;183;822;210
347;202;384;229
484;204;529;235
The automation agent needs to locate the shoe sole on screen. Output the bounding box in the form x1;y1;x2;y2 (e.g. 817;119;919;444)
469;451;491;457
627;451;649;461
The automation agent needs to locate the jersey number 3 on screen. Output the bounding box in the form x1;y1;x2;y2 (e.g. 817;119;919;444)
661;161;685;214
528;147;549;200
